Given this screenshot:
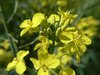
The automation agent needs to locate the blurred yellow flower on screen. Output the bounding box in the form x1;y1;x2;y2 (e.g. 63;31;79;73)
0;49;6;56
2;40;10;49
57;0;68;7
59;67;75;75
6;50;29;74
76;16;99;37
60;55;72;66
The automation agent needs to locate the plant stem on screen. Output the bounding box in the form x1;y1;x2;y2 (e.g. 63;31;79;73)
9;34;18;54
19;36;38;49
7;0;18;24
0;5;17;56
49;69;58;75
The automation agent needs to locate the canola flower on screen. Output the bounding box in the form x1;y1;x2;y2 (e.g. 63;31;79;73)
34;36;51;51
76;16;99;38
6;50;29;74
56;0;68;7
57;9;77;30
30;50;60;75
20;13;45;36
58;27;91;62
59;67;75;75
2;40;10;49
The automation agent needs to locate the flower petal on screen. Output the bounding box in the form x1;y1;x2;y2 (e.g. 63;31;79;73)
46;54;60;69
34;43;41;50
61;55;71;65
60;67;75;75
20;19;32;28
16;60;26;74
37;49;48;64
78;42;86;53
32;13;45;27
20;27;31;36
6;58;17;71
59;32;72;44
38;68;49;75
17;50;29;61
30;58;40;70
81;35;91;45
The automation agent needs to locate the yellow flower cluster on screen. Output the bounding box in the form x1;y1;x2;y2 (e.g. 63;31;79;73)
6;9;91;75
76;16;99;38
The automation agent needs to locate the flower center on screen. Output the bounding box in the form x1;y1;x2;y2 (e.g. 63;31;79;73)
27;20;32;26
42;65;47;72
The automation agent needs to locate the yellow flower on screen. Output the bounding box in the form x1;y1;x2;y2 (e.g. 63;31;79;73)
56;0;68;7
30;50;60;75
0;49;6;61
56;47;72;68
58;9;77;30
59;67;75;75
65;31;91;53
60;55;72;66
59;27;78;44
2;40;10;49
59;27;91;62
20;13;45;36
34;36;52;51
6;50;29;74
76;16;99;37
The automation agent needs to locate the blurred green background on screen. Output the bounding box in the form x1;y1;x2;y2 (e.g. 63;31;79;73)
0;0;100;75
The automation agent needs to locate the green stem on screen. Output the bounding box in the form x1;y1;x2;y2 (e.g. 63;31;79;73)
19;36;38;49
0;6;9;37
7;0;18;24
0;5;17;56
52;32;55;51
9;34;18;54
49;69;58;75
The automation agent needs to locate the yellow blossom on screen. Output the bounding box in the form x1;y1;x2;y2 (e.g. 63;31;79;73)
2;40;10;49
56;47;72;67
59;27;91;62
57;0;68;7
59;67;75;75
20;13;45;36
34;36;52;51
59;27;78;44
6;50;29;74
76;16;99;37
30;50;60;75
58;9;77;30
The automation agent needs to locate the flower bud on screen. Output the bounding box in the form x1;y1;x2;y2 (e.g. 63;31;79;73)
56;27;61;36
47;28;52;34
